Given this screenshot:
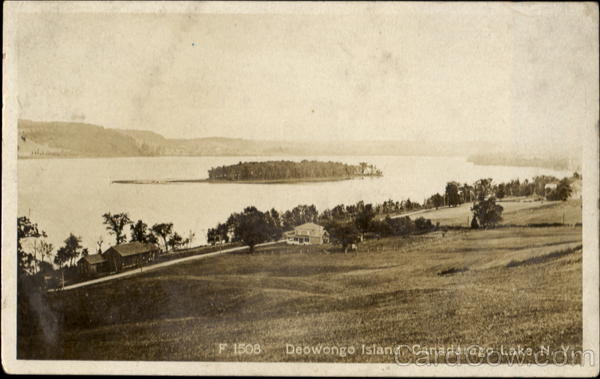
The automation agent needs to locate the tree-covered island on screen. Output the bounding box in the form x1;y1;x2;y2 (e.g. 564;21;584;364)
112;160;383;185
207;160;383;183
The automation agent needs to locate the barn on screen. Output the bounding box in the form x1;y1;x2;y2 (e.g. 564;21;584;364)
77;254;108;276
102;242;160;272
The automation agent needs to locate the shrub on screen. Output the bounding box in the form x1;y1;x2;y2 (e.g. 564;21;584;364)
414;217;434;232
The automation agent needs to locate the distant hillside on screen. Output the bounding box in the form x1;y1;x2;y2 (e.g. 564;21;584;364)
18;120;282;158
19;120;152;158
18;119;494;159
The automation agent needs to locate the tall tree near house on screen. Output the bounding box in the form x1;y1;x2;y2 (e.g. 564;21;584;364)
234;207;273;253
53;246;69;271
102;212;132;245
282;204;319;229
265;208;283;240
63;233;83;267
151;223;174;252
327;222;360;253
130;220;151;243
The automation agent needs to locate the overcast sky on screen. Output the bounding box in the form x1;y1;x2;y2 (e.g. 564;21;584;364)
16;3;598;155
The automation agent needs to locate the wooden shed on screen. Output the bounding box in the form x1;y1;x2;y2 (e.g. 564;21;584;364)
77;254;108;276
102;242;159;272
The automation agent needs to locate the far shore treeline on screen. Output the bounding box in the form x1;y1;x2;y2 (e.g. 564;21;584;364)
207;160;383;181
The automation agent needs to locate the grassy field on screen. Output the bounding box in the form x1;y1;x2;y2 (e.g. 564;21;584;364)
399;198;582;227
20;200;582;363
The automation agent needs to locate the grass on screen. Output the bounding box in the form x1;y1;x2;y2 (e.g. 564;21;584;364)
19;201;582;363
399;198;581;227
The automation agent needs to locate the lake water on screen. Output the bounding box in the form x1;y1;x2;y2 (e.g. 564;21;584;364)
18;155;569;252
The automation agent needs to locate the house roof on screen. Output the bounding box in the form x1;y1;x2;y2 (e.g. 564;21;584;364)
293;222;328;236
295;222;324;231
107;242;158;257
79;254;106;265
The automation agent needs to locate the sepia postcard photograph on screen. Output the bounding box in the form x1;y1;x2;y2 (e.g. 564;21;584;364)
2;1;599;376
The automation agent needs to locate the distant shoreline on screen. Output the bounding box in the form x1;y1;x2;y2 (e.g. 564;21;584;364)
466;154;574;172
112;177;366;185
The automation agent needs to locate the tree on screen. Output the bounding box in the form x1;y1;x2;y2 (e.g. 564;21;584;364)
234;207;273;253
130;220;151;243
96;236;104;254
39;240;53;263
17;217;46;276
207;222;231;245
151;223;174;252
471;197;504;228
207;227;219;245
167;232;186;251
359;162;368;175
327;222;360;253
445;182;461;207
474;178;494;201
547;178;573;201
187;230;196;248
330;204;348;221
282;204;319;229
355;203;375;234
53;246;70;270
431;193;444;209
102;212;132;245
265;208;283;240
63;233;83;267
495;183;506;199
460;183;474;203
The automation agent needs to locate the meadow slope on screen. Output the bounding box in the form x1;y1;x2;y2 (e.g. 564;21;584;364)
20;200;582;363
